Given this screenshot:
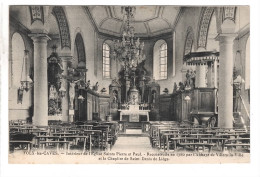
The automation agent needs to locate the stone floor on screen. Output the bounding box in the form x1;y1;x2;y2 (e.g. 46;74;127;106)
111;136;156;153
125;129;142;134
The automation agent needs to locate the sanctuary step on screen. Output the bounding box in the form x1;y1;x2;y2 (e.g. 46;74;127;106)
125;122;142;129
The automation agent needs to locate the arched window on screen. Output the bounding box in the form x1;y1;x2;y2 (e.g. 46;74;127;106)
159;43;167;79
153;40;167;80
103;43;110;79
11;32;26;88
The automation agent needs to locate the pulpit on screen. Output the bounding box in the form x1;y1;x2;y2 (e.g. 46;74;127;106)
190;88;218;126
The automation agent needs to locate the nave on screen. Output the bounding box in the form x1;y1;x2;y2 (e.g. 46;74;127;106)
9;120;250;156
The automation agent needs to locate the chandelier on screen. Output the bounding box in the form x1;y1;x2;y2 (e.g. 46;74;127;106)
112;6;146;70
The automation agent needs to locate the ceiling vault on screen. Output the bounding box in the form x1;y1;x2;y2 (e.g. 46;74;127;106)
84;5;182;38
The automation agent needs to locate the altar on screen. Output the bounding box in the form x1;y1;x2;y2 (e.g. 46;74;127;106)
119;105;150;122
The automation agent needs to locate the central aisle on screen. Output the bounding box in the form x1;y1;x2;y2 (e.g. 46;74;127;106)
111;135;156;152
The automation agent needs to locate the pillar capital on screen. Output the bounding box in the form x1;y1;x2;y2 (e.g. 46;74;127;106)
215;33;237;43
29;33;51;43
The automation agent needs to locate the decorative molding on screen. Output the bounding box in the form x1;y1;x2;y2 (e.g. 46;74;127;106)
10;15;31;35
197;7;214;49
52;6;71;49
29;6;44;24
84;6;173;40
144;22;151;34
222;6;236;23
184;26;194;59
84;6;181;38
83;6;101;33
172;7;183;30
235;23;250;40
105;6;112;18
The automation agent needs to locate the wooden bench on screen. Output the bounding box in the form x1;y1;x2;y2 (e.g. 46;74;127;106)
39;141;72;151
222;138;250;152
9;133;36;152
223;143;250;152
9;140;33;152
178;142;216;153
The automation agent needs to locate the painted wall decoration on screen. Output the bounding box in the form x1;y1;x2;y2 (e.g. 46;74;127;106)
222;7;236;22
52;6;71;49
197;7;214;49
29;6;44;24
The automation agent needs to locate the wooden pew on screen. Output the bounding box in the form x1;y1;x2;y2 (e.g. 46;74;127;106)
178;142;216;153
9;133;36;152
222;138;250;152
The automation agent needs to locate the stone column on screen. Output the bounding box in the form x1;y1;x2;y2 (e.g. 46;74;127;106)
218;34;236;128
60;56;71;122
30;33;51;126
207;63;213;88
195;64;207;88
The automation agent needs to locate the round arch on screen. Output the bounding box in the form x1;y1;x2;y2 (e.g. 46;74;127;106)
197;7;215;50
72;33;86;69
52;6;71;49
11;32;26;88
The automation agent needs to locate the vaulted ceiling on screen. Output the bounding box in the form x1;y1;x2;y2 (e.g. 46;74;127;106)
85;6;181;37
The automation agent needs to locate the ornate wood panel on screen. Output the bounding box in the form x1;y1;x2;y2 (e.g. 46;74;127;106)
159;94;172;121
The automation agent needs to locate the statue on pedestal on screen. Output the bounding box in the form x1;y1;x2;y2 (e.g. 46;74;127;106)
86;80;90;89
173;82;178;93
178;82;185;91
185;69;192;89
49;85;58;100
69;79;81;109
111;90;118;109
151;91;156;103
69;82;76;109
190;69;196;88
132;95;137;105
93;82;99;91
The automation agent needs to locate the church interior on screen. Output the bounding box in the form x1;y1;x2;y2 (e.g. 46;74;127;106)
8;6;250;155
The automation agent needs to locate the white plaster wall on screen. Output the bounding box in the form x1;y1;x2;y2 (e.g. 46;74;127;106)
65;6;98;88
156;7;202;94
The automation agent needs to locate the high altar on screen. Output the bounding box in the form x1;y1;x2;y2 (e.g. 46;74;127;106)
118;77;150;122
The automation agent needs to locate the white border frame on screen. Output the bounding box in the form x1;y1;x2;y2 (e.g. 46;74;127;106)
1;0;260;177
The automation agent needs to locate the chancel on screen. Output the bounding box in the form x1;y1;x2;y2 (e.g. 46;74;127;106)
8;5;250;159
